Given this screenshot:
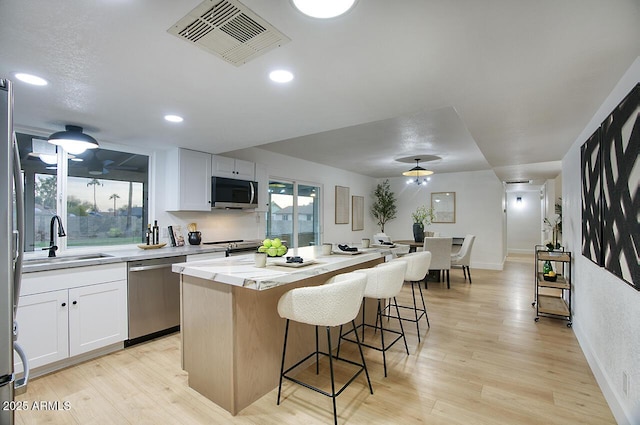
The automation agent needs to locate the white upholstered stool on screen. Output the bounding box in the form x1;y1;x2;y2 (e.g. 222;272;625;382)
387;251;432;342
276;272;373;425
338;261;409;377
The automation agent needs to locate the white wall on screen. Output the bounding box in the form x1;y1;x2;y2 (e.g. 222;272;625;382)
383;170;505;270
563;57;640;425
506;190;541;253
152;147;378;246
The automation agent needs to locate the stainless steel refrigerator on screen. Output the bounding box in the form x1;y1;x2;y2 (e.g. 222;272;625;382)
1;78;28;425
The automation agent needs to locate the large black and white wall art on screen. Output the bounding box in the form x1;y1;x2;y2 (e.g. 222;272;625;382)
581;128;603;266
598;83;639;290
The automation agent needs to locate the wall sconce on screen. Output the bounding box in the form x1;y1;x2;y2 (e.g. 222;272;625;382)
516;196;522;203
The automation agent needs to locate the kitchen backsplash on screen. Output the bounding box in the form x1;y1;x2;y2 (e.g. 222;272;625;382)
159;209;265;244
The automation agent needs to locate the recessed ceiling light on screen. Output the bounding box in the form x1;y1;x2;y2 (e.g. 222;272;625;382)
164;114;184;123
269;70;294;83
291;0;357;18
15;73;48;86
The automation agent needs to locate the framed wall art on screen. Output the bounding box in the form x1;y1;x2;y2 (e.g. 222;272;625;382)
599;83;639;289
431;192;456;223
335;185;349;224
352;195;364;231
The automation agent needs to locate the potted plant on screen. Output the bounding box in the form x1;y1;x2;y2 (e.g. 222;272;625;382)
412;205;435;242
544;199;562;250
371;179;397;233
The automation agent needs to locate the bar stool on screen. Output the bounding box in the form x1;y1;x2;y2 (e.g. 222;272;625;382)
277;272;373;425
338;261;409;377
387;251;432;343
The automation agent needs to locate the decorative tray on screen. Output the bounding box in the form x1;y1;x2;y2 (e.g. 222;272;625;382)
274;259;317;268
331;250;362;255
371;243;396;248
137;243;167;250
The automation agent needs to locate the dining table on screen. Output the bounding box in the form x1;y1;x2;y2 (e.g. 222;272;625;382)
394;237;465;253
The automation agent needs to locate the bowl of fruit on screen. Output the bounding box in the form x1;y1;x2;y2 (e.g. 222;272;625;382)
543;271;558;282
258;238;288;257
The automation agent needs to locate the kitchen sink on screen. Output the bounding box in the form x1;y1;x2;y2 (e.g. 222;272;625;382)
23;253;114;265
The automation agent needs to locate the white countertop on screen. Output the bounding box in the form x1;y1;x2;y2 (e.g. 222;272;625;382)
172;245;408;290
21;244;228;273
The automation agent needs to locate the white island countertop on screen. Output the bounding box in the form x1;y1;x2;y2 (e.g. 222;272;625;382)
172;245;407;290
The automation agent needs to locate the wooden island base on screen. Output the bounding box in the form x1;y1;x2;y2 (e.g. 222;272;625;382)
180;258;382;415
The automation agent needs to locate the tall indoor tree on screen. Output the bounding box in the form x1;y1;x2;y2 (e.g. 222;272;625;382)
371;179;397;233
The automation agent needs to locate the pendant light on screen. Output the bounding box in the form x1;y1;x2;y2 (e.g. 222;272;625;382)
402;158;433;185
48;125;99;155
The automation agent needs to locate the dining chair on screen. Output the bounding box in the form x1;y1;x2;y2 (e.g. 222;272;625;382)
277;272;373;425
423;237;452;289
451;234;476;283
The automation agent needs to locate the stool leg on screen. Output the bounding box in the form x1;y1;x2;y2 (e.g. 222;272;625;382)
351;320;373;394
316;326;320;375
362;300;366;340
463;265;467;281
467;266;472;284
377;299;388;377
417;281;430;328
326;326;338;425
336;324;343;359
410;282;421;343
393;297;410;355
446;270;450;289
277;319;290;405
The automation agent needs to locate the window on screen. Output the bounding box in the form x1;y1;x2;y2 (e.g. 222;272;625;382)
266;180;320;248
17;133;149;251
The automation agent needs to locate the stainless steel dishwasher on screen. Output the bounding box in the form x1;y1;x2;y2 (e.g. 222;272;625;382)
125;255;186;346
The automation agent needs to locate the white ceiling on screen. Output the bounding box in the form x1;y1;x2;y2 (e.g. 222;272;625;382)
1;0;639;182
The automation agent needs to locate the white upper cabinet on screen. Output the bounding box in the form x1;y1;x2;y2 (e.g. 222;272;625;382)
254;162;269;213
212;155;255;181
165;148;212;211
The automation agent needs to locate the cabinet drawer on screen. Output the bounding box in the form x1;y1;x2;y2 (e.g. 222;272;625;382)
20;263;127;296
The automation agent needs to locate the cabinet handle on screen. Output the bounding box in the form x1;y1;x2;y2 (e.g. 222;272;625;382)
61;302;66;307
72;301;77;305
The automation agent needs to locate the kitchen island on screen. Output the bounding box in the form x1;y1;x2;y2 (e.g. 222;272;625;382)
172;245;402;415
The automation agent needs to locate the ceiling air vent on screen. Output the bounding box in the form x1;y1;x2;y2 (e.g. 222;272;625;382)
505;180;532;184
168;0;291;67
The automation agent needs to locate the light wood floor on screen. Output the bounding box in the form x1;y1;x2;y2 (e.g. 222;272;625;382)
15;255;616;424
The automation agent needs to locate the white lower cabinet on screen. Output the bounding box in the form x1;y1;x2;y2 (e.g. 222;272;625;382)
15;290;69;369
15;263;128;372
68;281;128;356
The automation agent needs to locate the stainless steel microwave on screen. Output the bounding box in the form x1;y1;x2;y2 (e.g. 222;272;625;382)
211;177;258;209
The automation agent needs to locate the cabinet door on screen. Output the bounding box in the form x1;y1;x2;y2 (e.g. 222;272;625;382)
212;156;255;180
68;280;128;357
233;159;255;180
212;155;237;178
178;149;212;211
254;162;268;213
14;290;69;370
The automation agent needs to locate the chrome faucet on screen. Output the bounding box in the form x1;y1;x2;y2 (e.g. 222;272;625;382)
44;215;66;257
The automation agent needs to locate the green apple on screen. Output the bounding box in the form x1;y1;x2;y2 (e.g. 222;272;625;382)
276;245;287;256
266;246;278;257
258;245;267;253
262;239;272;248
272;238;282;248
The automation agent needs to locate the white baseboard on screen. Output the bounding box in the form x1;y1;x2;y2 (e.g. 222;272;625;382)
573;320;636;425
